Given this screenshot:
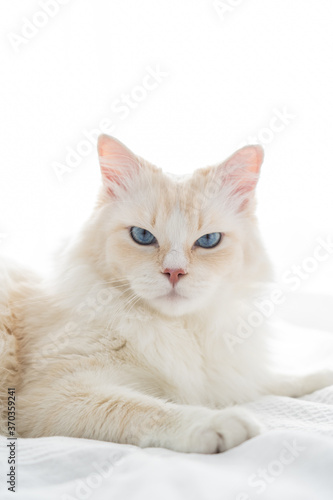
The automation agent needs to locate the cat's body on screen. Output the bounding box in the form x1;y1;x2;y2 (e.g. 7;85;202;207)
1;135;332;453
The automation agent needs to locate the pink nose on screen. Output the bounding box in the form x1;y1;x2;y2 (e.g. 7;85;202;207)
163;268;187;286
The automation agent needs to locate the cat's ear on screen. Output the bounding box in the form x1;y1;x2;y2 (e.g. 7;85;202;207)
222;145;264;195
209;145;264;212
97;134;139;194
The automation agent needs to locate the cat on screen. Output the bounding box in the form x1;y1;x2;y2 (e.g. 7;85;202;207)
0;134;332;453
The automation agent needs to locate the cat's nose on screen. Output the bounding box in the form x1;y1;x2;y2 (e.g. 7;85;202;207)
163;268;187;286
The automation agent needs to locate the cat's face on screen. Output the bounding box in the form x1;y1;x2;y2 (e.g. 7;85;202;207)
94;135;271;317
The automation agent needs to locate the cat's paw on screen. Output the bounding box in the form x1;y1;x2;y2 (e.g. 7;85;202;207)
176;406;261;454
301;369;333;395
210;407;262;452
272;369;333;398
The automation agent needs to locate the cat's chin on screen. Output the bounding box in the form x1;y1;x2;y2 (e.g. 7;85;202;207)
149;292;201;317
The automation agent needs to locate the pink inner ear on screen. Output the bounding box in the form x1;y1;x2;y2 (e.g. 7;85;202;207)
98;134;139;189
223;145;264;195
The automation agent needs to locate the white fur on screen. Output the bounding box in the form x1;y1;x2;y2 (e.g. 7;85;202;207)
1;136;332;453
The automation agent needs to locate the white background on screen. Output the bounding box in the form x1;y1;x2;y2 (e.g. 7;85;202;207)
1;0;332;295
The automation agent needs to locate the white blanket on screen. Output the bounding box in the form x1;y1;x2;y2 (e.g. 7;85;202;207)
1;316;333;500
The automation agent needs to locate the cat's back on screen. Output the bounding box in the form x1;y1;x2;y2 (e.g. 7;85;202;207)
0;258;42;338
0;258;42;432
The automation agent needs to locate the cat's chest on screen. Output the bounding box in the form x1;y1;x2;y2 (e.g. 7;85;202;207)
105;316;233;407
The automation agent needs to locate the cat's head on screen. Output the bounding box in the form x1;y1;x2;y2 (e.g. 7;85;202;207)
89;134;271;317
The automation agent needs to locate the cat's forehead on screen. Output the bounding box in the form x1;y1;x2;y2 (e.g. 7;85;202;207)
164;171;192;183
132;169;218;235
162;170;216;217
154;172;201;213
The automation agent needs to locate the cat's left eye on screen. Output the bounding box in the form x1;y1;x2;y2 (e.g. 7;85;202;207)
195;232;222;249
130;227;157;245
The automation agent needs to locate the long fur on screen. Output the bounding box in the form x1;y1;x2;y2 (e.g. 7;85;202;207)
0;137;332;453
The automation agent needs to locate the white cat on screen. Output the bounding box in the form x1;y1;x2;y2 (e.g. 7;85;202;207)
0;135;332;453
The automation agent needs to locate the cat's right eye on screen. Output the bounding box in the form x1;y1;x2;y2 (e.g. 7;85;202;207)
130;227;157;246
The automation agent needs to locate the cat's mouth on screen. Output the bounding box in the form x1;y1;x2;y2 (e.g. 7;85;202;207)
161;290;187;301
150;288;199;316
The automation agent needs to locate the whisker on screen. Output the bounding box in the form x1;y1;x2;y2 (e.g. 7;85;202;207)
5;279;131;308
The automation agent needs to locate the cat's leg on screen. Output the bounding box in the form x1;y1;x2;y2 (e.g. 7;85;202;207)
17;377;261;453
266;370;333;398
0;297;19;435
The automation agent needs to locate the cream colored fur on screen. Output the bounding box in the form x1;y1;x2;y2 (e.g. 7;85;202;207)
0;135;332;453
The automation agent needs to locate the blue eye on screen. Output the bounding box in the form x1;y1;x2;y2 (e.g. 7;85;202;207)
130;227;157;245
195;232;222;249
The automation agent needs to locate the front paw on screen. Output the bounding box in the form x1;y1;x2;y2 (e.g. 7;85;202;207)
211;407;262;452
268;370;333;398
302;369;333;395
175;407;261;454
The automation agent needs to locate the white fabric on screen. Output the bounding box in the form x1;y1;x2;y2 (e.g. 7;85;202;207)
1;314;333;500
